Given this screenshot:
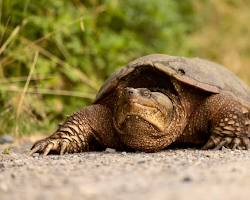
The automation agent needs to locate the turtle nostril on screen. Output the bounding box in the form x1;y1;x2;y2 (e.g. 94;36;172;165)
128;90;134;95
125;87;134;96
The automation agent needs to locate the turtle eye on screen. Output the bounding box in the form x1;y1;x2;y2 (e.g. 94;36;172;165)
141;89;151;97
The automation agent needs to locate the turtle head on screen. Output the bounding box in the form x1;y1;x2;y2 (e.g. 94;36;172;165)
114;87;174;151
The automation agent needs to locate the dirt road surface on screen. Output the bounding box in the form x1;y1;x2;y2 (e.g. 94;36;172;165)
0;140;250;200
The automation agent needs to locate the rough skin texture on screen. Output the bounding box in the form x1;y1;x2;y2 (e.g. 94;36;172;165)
30;54;250;155
30;105;123;155
174;82;250;150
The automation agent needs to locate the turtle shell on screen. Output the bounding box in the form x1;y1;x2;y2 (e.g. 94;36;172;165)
95;54;250;107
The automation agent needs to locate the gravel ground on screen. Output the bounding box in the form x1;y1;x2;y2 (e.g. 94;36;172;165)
0;139;250;200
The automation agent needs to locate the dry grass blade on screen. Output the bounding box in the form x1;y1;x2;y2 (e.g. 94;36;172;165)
16;51;39;117
0;26;20;55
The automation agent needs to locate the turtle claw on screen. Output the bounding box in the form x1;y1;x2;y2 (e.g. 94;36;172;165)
231;138;241;150
42;143;54;156
241;137;250;150
201;136;229;150
29;144;42;156
30;137;70;156
213;137;232;150
202;134;250;150
201;135;217;150
29;138;49;155
60;142;68;155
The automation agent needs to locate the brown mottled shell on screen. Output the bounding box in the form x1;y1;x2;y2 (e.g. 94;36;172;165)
95;54;250;107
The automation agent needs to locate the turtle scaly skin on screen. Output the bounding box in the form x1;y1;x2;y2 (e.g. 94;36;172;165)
172;81;250;150
30;54;250;155
30;104;122;155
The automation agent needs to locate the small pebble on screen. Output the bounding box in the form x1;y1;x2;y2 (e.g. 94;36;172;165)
182;176;192;183
121;152;127;156
105;148;116;153
231;167;239;172
137;160;145;164
11;173;15;179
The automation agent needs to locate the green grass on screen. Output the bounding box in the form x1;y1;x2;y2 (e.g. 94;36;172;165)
0;0;250;136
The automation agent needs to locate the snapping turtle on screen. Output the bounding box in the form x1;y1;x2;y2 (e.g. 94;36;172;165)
30;54;250;155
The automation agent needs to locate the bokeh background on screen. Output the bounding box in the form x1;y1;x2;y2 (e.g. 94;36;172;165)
1;0;250;136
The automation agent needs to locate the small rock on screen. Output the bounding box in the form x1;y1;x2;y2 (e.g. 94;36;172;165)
11;173;15;179
182;176;192;183
59;160;67;165
137;160;146;164
121;152;127;156
231;167;239;172
0;135;14;144
105;148;116;153
51;156;59;160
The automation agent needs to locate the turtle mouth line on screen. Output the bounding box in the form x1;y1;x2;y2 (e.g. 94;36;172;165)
123;113;161;127
129;100;157;110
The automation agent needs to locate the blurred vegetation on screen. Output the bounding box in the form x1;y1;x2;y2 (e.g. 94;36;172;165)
0;0;250;136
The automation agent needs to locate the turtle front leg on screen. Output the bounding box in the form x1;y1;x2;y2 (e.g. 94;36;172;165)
30;104;120;155
201;93;250;150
